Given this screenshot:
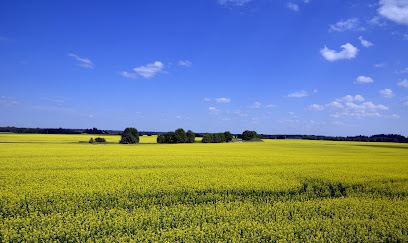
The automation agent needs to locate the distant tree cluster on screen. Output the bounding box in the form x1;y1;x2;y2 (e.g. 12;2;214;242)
89;137;106;143
120;127;139;144
323;134;408;143
0;126;82;134
157;129;195;144
83;128;107;134
242;130;260;141
202;131;233;143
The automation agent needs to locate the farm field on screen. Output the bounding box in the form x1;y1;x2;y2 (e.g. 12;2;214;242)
0;134;408;242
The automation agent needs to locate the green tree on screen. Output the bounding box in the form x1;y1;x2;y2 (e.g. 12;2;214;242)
242;130;259;141
174;128;187;143
224;131;233;142
89;138;94;143
186;130;195;143
120;127;139;144
212;133;220;143
157;134;166;143
165;132;176;144
218;133;226;142
202;133;211;143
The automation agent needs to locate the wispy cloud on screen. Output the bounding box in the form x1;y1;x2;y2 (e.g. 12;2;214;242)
403;96;408;106
68;53;94;69
399;67;408;73
209;107;222;115
309;94;388;118
397;79;408;87
215;98;231;104
178;60;192;67
374;63;385;68
202;97;211;102
359;36;374;47
120;61;165;79
378;0;408;25
0;96;19;106
320;43;358;62
379;88;394;98
248;101;262;108
308;104;325;111
120;71;138;79
355;75;374;84
218;0;251;6
329;18;362;32
287;90;309;98
287;2;299;11
133;61;164;79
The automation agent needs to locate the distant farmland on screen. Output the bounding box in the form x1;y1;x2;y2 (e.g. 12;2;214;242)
0;134;407;242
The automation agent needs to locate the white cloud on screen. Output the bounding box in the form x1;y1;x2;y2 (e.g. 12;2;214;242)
266;104;277;108
215;98;231;104
359;36;374;47
68;53;93;69
304;0;310;3
249;101;262;108
356;76;374;84
287;90;309;98
313;89;318;93
176;115;182;120
404;33;408;39
326;101;344;109
120;71;138;79
379;88;394;98
335;94;365;102
202;98;211;102
378;0;408;25
313;94;388;118
219;0;251;6
133;61;164;79
320;43;358;62
398;79;408;87
329;18;361;32
309;104;325;111
287;2;299;11
392;114;400;119
178;60;192;67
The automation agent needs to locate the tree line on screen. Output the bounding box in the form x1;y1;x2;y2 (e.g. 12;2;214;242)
157;129;195;144
2;126;407;143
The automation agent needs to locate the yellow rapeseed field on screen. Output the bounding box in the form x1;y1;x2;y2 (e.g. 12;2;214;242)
0;133;407;242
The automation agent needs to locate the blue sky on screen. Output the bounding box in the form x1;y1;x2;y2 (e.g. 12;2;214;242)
1;0;407;136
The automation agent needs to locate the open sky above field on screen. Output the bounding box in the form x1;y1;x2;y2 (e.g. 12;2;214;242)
0;0;407;136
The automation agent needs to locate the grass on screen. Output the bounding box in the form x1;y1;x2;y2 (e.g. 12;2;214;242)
0;134;407;241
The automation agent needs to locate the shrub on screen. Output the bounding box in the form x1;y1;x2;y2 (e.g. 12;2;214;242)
89;138;95;143
120;127;139;144
94;137;106;143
